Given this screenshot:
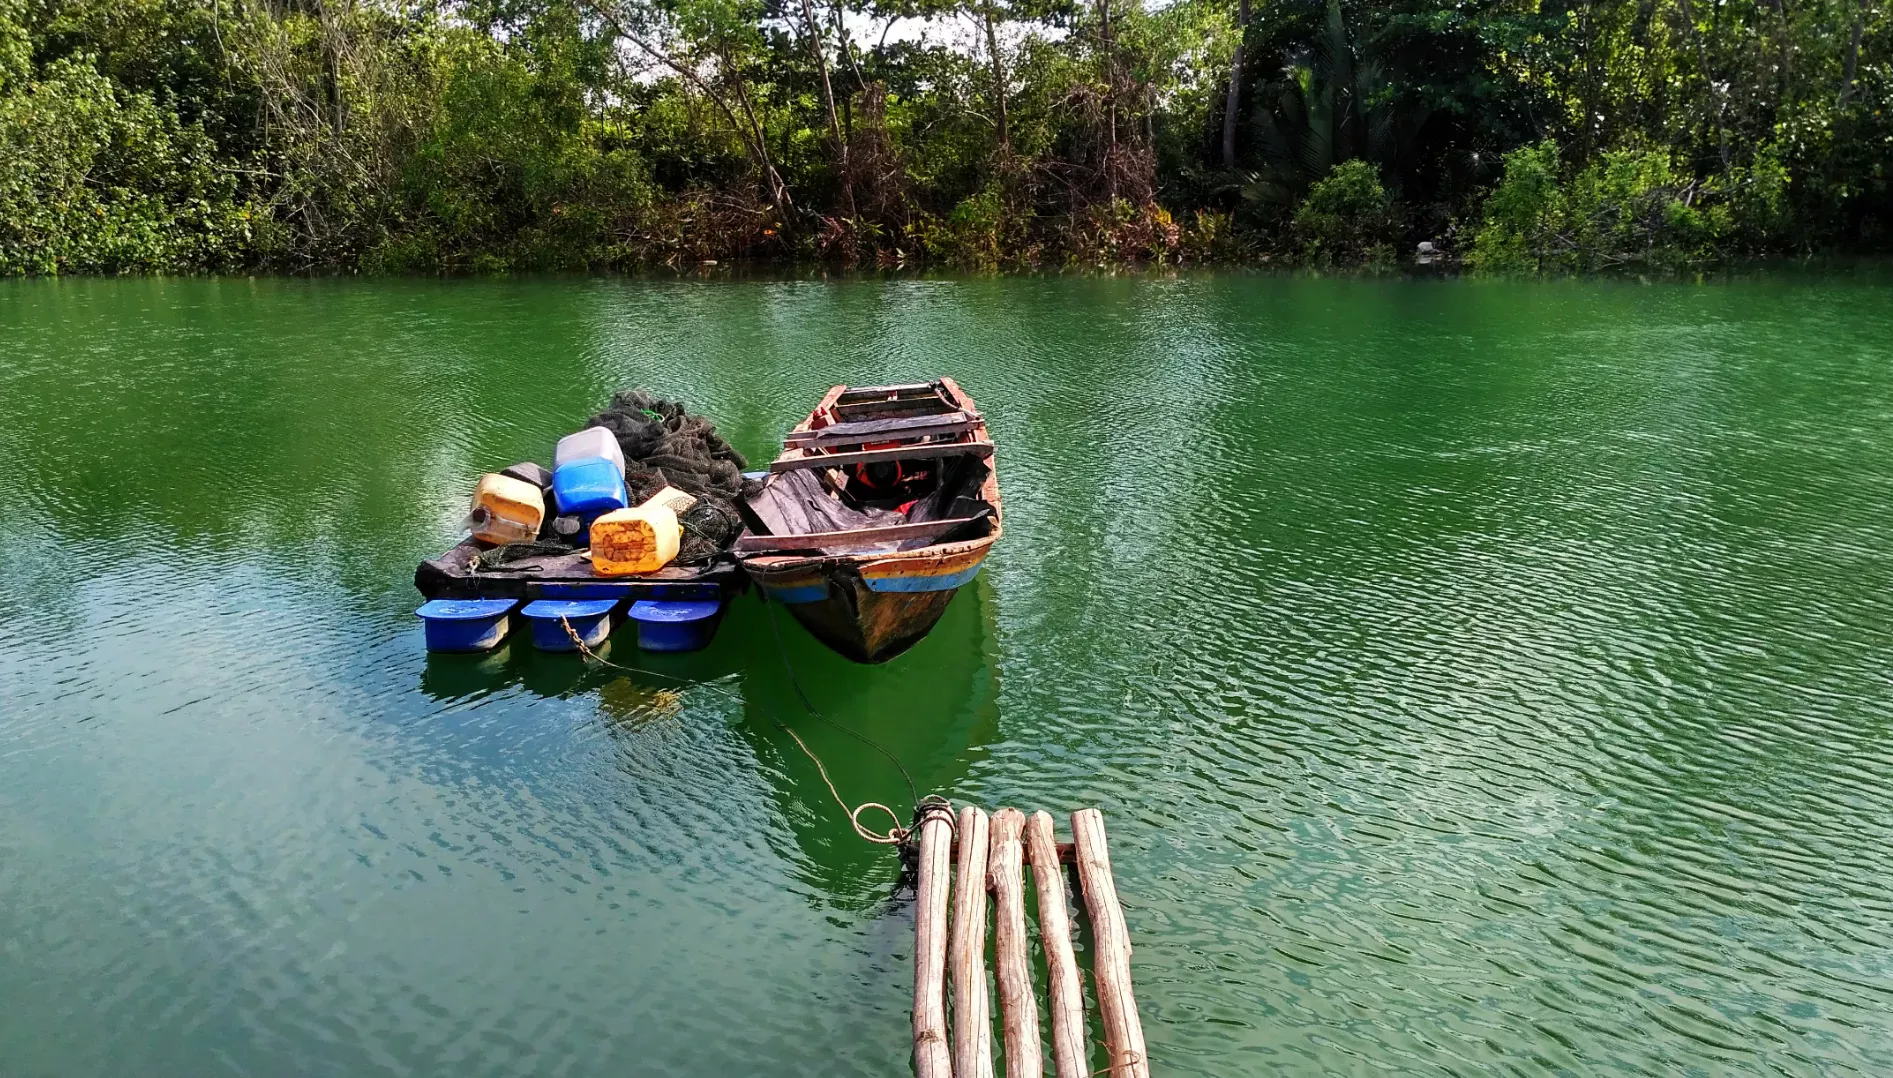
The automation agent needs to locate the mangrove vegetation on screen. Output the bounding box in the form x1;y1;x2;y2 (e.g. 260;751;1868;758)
0;0;1888;273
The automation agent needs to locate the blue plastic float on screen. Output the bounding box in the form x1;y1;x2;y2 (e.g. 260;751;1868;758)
416;598;518;652
627;600;724;652
522;599;618;651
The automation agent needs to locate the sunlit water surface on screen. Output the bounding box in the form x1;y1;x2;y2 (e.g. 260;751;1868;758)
3;272;1892;1077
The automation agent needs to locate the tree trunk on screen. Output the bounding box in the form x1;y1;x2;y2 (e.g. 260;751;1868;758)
1676;0;1731;176
983;2;1011;155
581;0;797;228
1838;12;1863;107
800;0;855;215
727;58;797;227
834;0;871;94
1097;0;1117;161
319;0;347;134
1220;0;1249;168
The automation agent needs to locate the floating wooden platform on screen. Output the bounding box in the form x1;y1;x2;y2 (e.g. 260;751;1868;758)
415;537;746;602
912;805;1148;1078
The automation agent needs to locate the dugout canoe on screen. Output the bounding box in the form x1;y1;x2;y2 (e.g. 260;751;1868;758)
735;378;1001;663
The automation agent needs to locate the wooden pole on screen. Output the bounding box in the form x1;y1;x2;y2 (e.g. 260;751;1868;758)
988;809;1042;1078
913;803;956;1078
1024;811;1087;1078
1071;809;1148;1078
951;805;995;1078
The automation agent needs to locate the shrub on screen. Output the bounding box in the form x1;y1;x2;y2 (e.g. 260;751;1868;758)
0;0;27;92
1063;198;1183;264
1180;210;1247;262
0;55;250;275
1465;141;1563;272
1469;140;1753;273
1292;160;1401;266
916;188;1017;268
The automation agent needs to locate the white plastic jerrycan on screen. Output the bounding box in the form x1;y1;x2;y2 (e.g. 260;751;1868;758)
555;427;626;477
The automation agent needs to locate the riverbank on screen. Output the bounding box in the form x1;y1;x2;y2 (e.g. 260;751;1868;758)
10;253;1891;285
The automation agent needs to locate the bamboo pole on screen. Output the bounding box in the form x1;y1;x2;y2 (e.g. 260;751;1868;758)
1071;809;1148;1078
1024;811;1087;1078
951;805;995;1078
988;809;1042;1078
913;803;956;1078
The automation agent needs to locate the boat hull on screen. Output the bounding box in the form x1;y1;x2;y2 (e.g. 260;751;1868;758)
749;539;992;663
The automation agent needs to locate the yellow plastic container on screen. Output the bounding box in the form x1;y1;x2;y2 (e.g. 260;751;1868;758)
467;473;546;546
590;487;698;576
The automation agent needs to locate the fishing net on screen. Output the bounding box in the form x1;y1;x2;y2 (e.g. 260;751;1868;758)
470;540;572;572
677;499;743;566
580;389;756;564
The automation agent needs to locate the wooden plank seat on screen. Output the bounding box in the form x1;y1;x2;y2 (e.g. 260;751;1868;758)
831;383;959;420
836;381;938;403
832;398;957;421
782;410;981;447
768;441;995;474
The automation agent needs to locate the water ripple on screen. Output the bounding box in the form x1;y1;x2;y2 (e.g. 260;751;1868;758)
3;273;1893;1076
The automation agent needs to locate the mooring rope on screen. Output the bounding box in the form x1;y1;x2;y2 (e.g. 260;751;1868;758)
559;615;744;701
777;723;907;845
761;599;921;805
559;614;920;846
1087;1052;1145;1077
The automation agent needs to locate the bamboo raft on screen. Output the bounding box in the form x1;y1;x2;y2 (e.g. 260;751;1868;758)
912;805;1148;1078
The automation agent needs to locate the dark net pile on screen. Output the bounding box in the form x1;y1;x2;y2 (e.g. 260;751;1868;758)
582;389;757;565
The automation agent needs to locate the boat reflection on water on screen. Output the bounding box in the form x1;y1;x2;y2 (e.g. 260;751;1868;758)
414;578;1001;909
723;579;1001;908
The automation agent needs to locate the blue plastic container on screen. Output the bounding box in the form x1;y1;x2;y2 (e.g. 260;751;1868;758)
627;600;725;652
553;456;628;517
416;598;518;652
523;599;618;651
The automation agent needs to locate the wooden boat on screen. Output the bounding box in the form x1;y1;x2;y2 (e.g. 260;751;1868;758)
735;378;1001;663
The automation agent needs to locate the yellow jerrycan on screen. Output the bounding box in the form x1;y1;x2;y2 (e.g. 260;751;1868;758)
467;473;546;546
590;487;699;576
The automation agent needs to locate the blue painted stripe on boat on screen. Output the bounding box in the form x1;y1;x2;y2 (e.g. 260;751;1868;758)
762;581;828;604
862;563;983;594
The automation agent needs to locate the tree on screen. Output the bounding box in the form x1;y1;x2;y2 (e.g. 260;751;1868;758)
1220;0;1247;168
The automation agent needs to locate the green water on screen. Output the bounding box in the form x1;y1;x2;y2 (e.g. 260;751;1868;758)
3;273;1892;1077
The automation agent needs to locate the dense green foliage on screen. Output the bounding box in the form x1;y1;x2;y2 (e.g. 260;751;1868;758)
0;0;1887;273
1293;158;1398;264
1467;140;1790;271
